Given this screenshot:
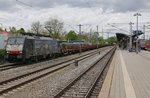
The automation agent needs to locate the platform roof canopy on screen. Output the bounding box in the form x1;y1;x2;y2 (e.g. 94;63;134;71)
116;32;143;42
116;33;129;42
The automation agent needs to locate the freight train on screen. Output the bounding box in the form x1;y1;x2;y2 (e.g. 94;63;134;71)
5;36;106;62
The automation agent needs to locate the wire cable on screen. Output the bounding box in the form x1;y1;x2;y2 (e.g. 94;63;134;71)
16;0;32;7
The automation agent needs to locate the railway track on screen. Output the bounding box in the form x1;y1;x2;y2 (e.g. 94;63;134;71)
0;63;24;71
0;48;104;72
0;48;107;96
147;48;150;51
50;47;116;98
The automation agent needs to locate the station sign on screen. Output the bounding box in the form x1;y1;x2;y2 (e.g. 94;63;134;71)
133;30;143;36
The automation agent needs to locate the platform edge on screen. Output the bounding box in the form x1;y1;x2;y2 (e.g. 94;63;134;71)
98;50;117;98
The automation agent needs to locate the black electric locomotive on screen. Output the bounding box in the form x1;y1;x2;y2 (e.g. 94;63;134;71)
5;36;59;62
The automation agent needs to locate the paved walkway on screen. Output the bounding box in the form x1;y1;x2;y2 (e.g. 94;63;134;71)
99;49;150;98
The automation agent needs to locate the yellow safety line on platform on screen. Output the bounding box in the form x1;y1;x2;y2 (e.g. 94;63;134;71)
119;50;136;98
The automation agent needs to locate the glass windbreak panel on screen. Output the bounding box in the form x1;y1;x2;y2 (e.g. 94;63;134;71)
7;37;24;45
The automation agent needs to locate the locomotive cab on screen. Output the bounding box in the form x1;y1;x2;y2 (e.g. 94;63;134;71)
5;37;25;62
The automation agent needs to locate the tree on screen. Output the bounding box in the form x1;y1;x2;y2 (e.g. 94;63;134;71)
31;21;43;34
60;31;67;40
0;27;3;32
91;32;99;44
106;36;117;45
65;30;78;41
45;18;64;39
98;37;106;45
9;27;17;35
17;28;25;34
148;39;150;48
9;27;25;35
42;30;49;36
78;34;89;42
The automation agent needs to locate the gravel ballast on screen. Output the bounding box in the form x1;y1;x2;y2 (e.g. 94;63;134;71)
2;48;112;98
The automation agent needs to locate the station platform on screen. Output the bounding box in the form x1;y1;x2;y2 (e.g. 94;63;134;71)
98;49;150;98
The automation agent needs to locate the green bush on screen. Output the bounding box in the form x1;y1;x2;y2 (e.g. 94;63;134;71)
0;49;5;61
0;49;5;55
148;40;150;48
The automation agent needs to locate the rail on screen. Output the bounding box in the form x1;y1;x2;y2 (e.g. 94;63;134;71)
0;48;105;95
52;47;116;98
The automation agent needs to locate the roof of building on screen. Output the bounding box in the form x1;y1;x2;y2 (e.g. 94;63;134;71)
0;31;9;35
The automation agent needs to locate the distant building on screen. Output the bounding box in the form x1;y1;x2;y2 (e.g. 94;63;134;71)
0;31;9;50
116;32;145;51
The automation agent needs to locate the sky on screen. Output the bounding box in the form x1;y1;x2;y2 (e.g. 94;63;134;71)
0;0;150;39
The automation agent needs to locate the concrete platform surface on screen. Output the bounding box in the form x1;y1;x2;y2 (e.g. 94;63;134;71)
99;49;150;98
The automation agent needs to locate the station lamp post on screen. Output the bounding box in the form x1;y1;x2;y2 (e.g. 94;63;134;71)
78;24;83;53
134;13;141;54
143;25;146;40
129;22;134;52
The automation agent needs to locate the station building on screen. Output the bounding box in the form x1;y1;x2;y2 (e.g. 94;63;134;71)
116;31;143;50
0;31;9;50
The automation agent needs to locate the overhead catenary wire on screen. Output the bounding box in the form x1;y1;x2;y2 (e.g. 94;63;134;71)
107;23;130;33
68;25;79;33
84;0;105;23
82;24;92;31
86;1;103;20
67;24;95;34
15;0;33;29
83;0;119;33
16;0;32;7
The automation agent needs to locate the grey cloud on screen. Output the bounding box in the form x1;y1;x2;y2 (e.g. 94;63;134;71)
0;0;96;11
26;0;150;12
0;0;15;11
0;0;150;13
100;0;150;12
25;0;89;8
0;0;25;12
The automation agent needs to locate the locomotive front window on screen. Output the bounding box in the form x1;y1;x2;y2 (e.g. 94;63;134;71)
8;37;24;45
